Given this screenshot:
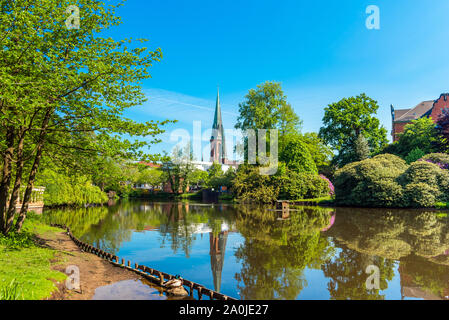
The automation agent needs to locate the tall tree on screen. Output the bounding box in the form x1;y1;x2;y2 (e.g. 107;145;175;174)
300;132;333;171
161;144;195;194
319;93;388;167
0;0;171;234
235;81;302;160
354;133;371;161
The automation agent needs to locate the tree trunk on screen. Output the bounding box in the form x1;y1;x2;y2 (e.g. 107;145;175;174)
15;139;44;232
15;107;53;232
5;128;26;233
0;127;16;235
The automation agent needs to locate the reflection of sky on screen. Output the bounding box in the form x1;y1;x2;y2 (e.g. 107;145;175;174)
112;227;410;300
101;228;429;300
65;203;449;300
115;229;245;298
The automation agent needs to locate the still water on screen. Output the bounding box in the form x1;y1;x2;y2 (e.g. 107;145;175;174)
43;200;449;300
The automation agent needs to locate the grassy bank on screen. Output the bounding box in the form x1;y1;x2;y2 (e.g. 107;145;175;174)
0;215;67;300
292;196;334;206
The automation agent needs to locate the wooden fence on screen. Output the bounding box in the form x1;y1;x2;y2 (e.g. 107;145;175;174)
52;224;237;301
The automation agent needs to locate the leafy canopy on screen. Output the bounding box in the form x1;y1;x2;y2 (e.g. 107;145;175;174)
319;93;388;166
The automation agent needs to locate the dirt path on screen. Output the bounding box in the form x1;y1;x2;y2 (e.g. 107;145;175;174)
39;230;142;300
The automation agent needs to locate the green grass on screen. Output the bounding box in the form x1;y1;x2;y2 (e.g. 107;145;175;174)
178;191;202;201
435;202;449;210
293;196;333;204
0;215;67;300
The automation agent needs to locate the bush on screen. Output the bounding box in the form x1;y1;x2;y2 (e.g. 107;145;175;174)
334;154;408;206
0;231;35;249
419;153;449;170
334;153;449;208
232;165;280;203
405;148;426;164
351;178;404;208
232;163;329;203
39;169;108;207
319;174;335;196
280;171;329;200
404;183;439;208
399;161;448;187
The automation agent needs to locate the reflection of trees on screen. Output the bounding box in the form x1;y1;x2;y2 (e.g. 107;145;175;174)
325;208;449;262
324;208;449;300
233;206;335;300
322;249;395;300
43;207;109;237
43;201;237;256
399;255;449;300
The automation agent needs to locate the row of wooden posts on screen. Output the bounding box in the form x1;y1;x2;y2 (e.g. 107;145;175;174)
52;224;237;301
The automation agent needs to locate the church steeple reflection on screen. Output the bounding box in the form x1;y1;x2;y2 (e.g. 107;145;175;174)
209;231;228;292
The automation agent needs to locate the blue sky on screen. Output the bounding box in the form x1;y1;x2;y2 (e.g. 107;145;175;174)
106;0;449;156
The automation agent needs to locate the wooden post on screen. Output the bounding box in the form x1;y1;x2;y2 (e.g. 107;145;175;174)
158;272;164;286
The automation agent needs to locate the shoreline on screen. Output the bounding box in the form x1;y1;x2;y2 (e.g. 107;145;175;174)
40;228;143;300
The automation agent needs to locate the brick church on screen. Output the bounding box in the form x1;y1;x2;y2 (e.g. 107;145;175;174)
209;88;239;167
391;93;449;141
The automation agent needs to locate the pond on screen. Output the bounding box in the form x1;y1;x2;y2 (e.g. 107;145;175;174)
43;200;449;300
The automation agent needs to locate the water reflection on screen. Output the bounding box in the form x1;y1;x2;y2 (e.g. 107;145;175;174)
325;208;449;300
44;201;449;300
233;206;335;300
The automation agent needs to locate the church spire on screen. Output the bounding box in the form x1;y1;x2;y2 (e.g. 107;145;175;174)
213;86;223;130
210;87;227;163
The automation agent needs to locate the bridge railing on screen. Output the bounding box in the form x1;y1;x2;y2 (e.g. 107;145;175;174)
8;186;46;207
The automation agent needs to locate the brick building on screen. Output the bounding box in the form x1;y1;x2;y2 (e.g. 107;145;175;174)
391;93;449;141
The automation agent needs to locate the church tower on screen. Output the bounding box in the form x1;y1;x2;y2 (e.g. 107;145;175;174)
210;88;227;164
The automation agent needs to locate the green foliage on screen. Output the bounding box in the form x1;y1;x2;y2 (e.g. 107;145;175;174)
280;139;317;173
319;93;388;166
279;171;329;200
232;163;330;203
235;81;301;136
0;279;20;300
435;110;449;152
38;169;108;207
161;145;196;194
0;0;172;234
136;166;164;186
235;81;302;160
0;230;35;249
334;153;449;208
387;118;439;158
403;183;439;208
300;132;333;172
419;153;449;168
354;133;371;161
232;165;280;203
0;219;66;300
208;162;224;180
405;147;426;164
